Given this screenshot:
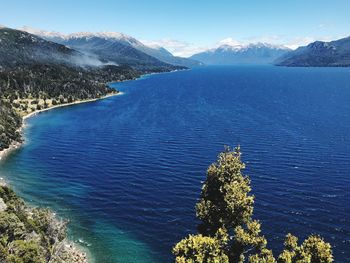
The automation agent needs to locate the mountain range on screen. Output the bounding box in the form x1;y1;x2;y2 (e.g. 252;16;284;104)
23;28;201;69
0;27;141;99
0;26;150;151
275;36;350;67
190;43;290;65
2;25;350;72
17;27;350;68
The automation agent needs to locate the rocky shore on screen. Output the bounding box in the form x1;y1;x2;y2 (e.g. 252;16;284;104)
0;183;90;262
49;240;89;263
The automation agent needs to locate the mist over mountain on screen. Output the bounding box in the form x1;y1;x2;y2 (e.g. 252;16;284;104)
275;36;350;67
0;26;142;151
0;26;140;98
0;27;96;69
24;28;194;70
190;43;290;65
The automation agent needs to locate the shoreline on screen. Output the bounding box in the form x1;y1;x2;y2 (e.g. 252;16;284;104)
0;68;183;262
0;92;123;263
23;91;123;120
0;91;122;161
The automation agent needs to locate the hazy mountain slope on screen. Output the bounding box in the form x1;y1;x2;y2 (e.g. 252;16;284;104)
0;28;81;69
24;28;197;68
0;27;139;97
26;30;183;71
135;44;203;67
0;27;140;102
0;27;140;151
275;36;350;67
190;43;290;65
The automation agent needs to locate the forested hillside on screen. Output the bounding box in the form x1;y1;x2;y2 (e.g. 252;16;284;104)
0;101;22;151
0;27;148;153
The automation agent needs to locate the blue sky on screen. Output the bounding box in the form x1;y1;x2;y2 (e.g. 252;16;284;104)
1;0;349;56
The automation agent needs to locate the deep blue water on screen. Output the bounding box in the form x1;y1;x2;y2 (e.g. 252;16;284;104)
1;66;350;262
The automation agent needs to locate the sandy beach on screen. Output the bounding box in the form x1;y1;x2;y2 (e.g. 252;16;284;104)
0;91;122;161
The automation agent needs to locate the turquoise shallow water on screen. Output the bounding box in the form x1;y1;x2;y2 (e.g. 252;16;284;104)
1;66;350;262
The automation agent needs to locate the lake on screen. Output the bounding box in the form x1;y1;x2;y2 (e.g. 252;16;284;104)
1;66;349;262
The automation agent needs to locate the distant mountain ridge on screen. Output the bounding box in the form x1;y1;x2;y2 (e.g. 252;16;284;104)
134;43;203;68
190;43;290;65
275;36;350;67
23;27;200;68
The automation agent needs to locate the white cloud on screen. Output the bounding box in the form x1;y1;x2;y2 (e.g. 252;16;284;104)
240;35;317;50
141;39;209;58
283;37;317;50
218;37;242;47
283;36;337;49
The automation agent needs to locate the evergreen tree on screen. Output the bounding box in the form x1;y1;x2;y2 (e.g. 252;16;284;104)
173;147;333;263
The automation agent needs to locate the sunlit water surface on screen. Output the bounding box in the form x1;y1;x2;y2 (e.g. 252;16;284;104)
1;66;350;262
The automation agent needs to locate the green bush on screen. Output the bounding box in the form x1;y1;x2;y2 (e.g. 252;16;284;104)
0;186;68;263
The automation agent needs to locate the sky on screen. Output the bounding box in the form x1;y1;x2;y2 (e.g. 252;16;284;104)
1;0;350;57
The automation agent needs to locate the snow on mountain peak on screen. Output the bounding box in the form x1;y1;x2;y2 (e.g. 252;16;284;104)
68;31;128;41
215;42;289;52
247;42;289;50
217;44;244;51
20;26;66;39
20;26;141;44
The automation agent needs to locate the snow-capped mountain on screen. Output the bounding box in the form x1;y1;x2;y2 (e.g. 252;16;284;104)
190;43;290;65
22;27;200;68
20;28;174;71
21;27;138;45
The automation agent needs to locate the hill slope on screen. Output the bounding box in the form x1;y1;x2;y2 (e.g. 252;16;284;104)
24;28;198;68
0;27;140;152
0;27;138;101
275;36;350;67
25;29;184;71
0;28;79;68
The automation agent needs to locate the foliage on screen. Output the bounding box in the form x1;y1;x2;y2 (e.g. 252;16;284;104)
173;229;229;263
0;186;67;263
278;234;333;263
0;27;145;153
0;64;131;101
0;100;22;151
249;248;276;263
173;147;333;263
196;147;254;233
7;240;46;263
